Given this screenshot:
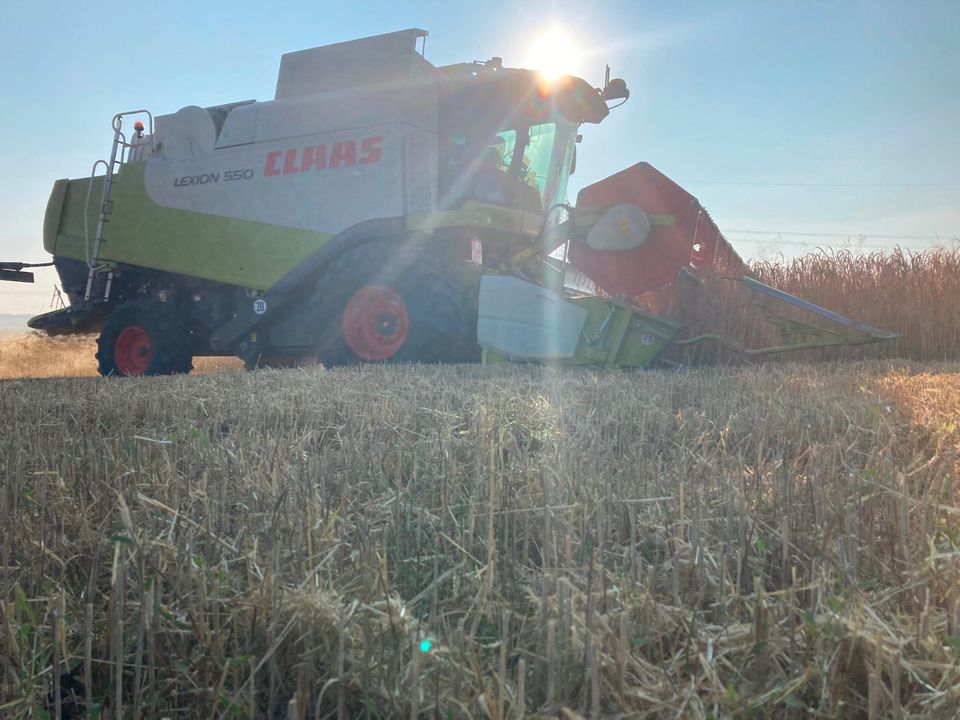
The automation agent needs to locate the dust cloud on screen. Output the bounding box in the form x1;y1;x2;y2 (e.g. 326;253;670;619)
0;331;241;379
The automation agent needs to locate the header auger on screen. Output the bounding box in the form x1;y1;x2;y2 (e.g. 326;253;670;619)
3;29;894;375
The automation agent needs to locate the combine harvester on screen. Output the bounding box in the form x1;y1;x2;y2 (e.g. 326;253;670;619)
0;30;894;375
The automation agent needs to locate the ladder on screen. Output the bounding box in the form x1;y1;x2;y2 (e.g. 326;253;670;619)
84;110;154;301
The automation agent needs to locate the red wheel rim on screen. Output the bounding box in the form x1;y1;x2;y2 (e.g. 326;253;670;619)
114;325;154;375
341;285;410;360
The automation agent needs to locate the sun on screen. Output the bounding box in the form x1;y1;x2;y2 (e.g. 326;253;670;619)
524;29;582;80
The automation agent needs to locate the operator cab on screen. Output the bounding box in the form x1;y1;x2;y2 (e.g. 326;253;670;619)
437;62;610;216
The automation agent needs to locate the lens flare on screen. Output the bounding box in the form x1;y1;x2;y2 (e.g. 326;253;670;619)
524;29;581;80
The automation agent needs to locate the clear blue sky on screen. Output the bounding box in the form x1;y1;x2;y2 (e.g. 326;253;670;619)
2;0;958;313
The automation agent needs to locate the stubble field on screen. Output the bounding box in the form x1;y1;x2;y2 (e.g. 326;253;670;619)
2;360;959;718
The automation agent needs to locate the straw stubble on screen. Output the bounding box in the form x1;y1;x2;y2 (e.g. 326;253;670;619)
1;360;959;717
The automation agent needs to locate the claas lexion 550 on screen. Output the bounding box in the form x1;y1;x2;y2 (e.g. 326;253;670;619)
1;29;895;375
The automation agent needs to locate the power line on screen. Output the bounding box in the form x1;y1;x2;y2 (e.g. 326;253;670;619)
573;175;960;188
683;180;960;188
723;229;958;242
726;238;953;252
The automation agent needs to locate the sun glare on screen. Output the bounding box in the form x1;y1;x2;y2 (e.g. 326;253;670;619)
525;29;581;80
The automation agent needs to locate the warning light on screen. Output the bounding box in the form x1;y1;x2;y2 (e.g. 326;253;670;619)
133;121;145;132
419;640;431;653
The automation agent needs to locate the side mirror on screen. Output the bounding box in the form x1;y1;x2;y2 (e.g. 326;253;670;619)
602;78;630;102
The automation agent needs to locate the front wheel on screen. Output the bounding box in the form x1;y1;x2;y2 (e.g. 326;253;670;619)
318;244;474;366
96;298;193;377
340;284;412;361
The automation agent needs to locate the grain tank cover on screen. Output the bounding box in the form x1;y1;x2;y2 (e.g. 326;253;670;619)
275;28;437;99
161;106;218;160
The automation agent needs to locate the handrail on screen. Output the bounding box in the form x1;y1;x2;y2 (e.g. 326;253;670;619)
84;159;109;269
113;109;156;159
82;110;155;301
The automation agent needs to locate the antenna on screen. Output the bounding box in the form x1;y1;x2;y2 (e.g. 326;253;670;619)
604;64;610;87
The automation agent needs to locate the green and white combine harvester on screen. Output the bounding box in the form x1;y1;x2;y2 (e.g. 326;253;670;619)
0;30;895;375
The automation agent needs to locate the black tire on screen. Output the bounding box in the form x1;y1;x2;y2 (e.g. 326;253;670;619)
317;242;475;366
96;298;193;377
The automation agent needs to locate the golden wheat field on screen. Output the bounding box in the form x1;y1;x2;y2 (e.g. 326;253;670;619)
2;359;960;719
751;248;960;363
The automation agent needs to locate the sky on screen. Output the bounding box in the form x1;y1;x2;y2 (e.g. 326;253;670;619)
1;0;958;314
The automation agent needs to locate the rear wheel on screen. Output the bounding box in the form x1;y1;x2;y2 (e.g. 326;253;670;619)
96;299;193;377
318;243;473;366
